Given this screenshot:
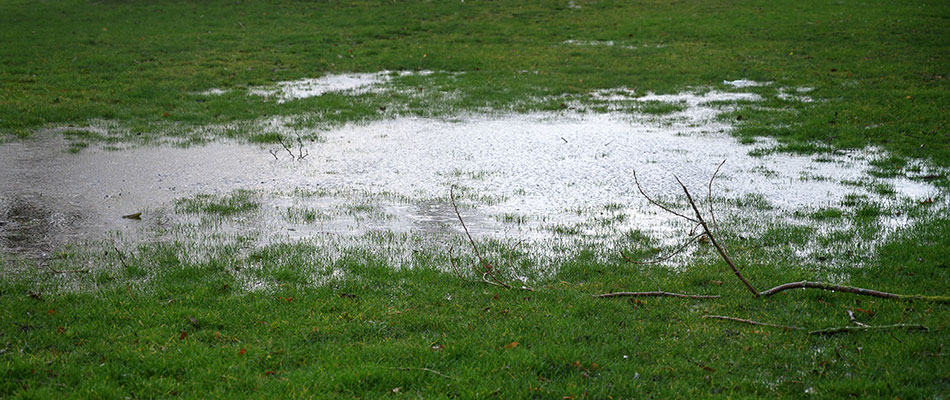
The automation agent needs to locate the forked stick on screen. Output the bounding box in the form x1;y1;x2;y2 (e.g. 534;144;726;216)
674;175;759;296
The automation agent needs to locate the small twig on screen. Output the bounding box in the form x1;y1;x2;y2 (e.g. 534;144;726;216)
389;367;455;380
296;137;309;160
596;291;720;299
758;281;950;303
450;186;511;290
450;187;483;263
706;160;726;240
848;310;869;327
279;138;296;160
809;324;928;336
702;315;803;330
42;263;89;274
447;251;469;282
633;170;698;223
268;149;279;160
113;244;129;269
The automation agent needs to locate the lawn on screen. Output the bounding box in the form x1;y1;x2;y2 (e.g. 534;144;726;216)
1;0;948;398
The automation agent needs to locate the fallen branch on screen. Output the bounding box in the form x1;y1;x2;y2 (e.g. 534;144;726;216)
758;281;950;303
703;314;929;335
625;163;948;304
595;291;720;299
809;324;928;336
701;315;803;331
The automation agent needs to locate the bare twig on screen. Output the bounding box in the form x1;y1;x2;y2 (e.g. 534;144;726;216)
447;252;468;282
449;186;511;290
633;170;698;223
296;137;309;160
595;291;720;299
758;281;950;303
389;367;455;380
706;159;726;246
675;175;759;296
279;138;296;160
41;262;89;274
848;310;869;327
268;149;279;160
809;324;928;336
701;315;804;331
113;244;130;269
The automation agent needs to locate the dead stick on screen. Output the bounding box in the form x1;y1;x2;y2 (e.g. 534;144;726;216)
675;176;759;297
702;315;803;330
758;281;950;303
596;291;720;299
809;324;928;335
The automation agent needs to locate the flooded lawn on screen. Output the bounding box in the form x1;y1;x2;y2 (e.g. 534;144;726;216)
0;83;938;268
0;86;943;266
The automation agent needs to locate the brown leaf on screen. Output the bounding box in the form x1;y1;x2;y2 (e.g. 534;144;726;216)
178;330;187;340
504;341;519;349
238;348;246;355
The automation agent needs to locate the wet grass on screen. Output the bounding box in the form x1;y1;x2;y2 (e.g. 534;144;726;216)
0;0;947;168
1;217;948;398
175;190;259;216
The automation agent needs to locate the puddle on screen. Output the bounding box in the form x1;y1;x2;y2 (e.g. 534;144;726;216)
1;88;944;268
723;79;771;88
201;71;435;103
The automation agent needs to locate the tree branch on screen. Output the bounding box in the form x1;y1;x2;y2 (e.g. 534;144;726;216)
758;281;950;303
596;291;720;299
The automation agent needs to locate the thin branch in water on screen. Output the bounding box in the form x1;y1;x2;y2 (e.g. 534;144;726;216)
296;137;309;160
450;186;511;290
279;138;296;160
706;159;726;240
113;243;130;269
633;170;698;223
701;315;803;331
596;291;720;299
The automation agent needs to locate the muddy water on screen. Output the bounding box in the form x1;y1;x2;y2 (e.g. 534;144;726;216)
0;108;941;261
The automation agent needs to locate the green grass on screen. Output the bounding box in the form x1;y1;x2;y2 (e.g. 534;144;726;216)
2;0;949;397
0;0;948;166
1;218;948;398
175;190;259;216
